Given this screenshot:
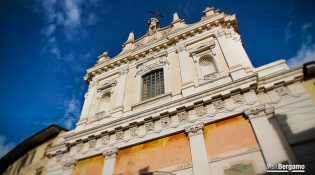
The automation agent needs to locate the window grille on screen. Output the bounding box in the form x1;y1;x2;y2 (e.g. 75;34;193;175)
142;69;165;100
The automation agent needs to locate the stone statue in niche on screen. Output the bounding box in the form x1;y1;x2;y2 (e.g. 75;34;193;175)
147;18;159;36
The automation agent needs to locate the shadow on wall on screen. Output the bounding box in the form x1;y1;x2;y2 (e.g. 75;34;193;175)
273;114;315;174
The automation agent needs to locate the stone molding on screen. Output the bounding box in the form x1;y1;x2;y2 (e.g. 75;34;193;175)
61;159;77;169
184;123;204;137
103;147;119;159
243;104;275;118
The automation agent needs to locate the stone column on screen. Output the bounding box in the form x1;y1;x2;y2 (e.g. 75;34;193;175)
185;123;211;175
62;159;77;175
112;66;128;118
176;44;195;97
244;105;292;164
102;147;119;175
76;80;98;131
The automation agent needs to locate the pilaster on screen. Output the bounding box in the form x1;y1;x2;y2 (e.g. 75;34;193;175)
112;66;129;118
185;123;211;175
244;105;294;165
102;147;119;175
76;80;98;131
176;44;195;97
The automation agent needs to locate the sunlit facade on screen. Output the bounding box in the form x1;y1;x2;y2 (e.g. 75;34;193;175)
44;7;315;175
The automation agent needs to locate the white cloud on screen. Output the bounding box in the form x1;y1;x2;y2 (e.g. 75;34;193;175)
284;21;292;43
59;95;81;129
0;135;15;159
287;22;315;68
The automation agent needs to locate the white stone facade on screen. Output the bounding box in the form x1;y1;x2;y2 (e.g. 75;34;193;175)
46;7;315;175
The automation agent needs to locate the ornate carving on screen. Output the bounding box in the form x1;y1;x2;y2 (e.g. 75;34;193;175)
89;139;96;149
185;123;204;136
213;100;226;111
129;126;138;137
160;114;171;128
76;143;83;153
103;147;119;158
116;129;124;140
195;104;206;117
177;110;187;123
199;54;213;66
232;95;245;105
119;66;129;75
102;134;110;145
147;18;159;36
244;104;266;116
135;58;169;76
175;44;186;53
204;72;219;82
177;162;192;170
145;119;155;131
275;86;290;98
92;111;106;121
62;159;77;168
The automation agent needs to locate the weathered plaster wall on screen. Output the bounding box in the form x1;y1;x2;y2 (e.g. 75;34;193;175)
114;132;191;175
72;155;104;175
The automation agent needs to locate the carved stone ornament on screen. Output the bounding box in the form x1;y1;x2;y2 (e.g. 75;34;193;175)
116;130;124;140
160;115;171;128
177;162;192;170
103;147;119;158
89;139;96;148
195;105;206;117
232;95;245;105
102;134;110;145
119;65;129;75
175;44;186;53
145;120;155;131
130;126;139;137
93;111;106;121
204;72;219;82
177;110;188;123
213;100;226;111
275;86;290;98
136;58;169;76
244;104;266;117
185;123;204;136
147;18;159;36
62;159;77;168
76;143;84;153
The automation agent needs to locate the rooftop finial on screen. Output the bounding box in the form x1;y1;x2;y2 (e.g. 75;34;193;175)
173;12;180;22
127;32;134;42
148;10;164;19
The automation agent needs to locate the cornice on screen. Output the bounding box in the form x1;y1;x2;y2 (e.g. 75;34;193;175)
63;74;258;142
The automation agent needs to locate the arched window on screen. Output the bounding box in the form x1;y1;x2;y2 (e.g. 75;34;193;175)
142;69;165;100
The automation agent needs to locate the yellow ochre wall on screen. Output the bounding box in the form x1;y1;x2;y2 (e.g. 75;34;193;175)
72;155;104;175
204;116;258;156
114;132;191;175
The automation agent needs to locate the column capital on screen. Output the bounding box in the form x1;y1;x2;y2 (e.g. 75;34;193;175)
62;159;77;169
185;122;204;137
103;147;119;159
243;104;274;118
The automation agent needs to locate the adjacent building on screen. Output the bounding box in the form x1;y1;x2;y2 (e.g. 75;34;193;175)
0;125;68;175
41;7;315;175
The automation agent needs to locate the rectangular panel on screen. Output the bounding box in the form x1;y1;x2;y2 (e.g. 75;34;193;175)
114;132;191;175
204;116;258;156
72;155;104;175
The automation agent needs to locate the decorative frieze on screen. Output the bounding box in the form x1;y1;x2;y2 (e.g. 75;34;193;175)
275;86;291;98
115;129;124;141
129;125;139;137
160;114;171;128
102;134;110;145
243;104;266;116
177;162;192;170
177;109;188;123
145;119;155;131
213;100;227;111
89;139;96;149
76;143;84;153
231;94;245;105
194;104;206;117
56;153;62;162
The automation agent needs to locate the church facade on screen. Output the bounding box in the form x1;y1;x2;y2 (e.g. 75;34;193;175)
45;7;315;175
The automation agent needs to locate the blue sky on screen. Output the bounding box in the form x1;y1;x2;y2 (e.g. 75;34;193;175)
0;0;314;158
